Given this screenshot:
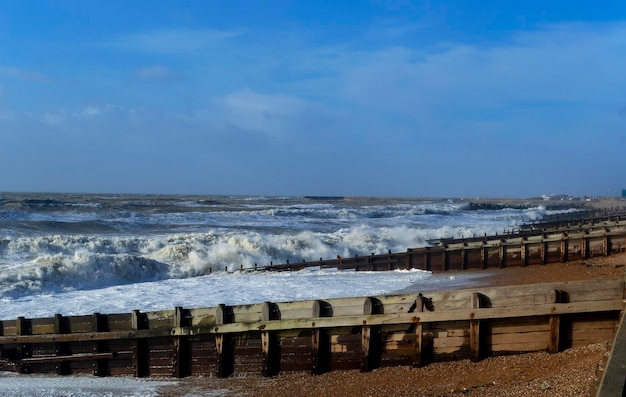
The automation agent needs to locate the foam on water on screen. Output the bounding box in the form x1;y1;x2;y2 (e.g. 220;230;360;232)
0;267;432;319
0;372;173;397
0;194;569;299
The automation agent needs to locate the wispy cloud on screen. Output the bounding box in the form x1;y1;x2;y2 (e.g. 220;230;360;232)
214;90;310;139
0;66;50;82
103;28;241;54
133;65;185;83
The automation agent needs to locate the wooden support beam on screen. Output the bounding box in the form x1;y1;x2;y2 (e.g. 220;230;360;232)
469;293;483;362
361;297;382;372
520;238;527;266
215;304;234;378
361;325;381;372
131;310;149;378
172;306;191;378
441;246;447;271
16;316;31;374
481;242;487;269
603;227;609;256
311;328;329;375
261;302;280;377
53;314;70;375
549;315;560;354
311;299;332;375
406;249;412;270
412;294;430;367
461;244;467;270
91;313;108;377
561;234;567;262
498;242;505;268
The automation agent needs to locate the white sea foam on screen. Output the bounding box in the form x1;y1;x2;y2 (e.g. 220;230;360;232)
0;194;570;300
0;267;432;319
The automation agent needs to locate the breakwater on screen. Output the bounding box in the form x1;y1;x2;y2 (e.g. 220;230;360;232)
0;278;622;379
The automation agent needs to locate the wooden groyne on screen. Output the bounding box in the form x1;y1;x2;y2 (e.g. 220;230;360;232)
0;278;623;379
260;219;626;272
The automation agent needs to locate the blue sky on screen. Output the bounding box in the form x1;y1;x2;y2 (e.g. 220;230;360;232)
0;1;625;197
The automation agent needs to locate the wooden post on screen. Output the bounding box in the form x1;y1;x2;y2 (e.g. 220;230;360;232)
461;243;467;270
16;316;31;374
498;241;505;268
541;237;547;264
549;315;560;354
53;314;70;375
261;302;280;377
92;313;108;377
603;227;609;256
406;249;412;270
215;304;234;378
582;232;589;259
172;306;191;378
311;300;331;375
131;310;149;378
441;246;447;271
560;233;567;262
469;293;482;362
361;297;382;372
412;295;429;367
549;288;564;353
520;238;527;266
311;328;329;375
480;242;487;269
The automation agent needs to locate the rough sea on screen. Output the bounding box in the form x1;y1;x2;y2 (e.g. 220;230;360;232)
0;193;575;320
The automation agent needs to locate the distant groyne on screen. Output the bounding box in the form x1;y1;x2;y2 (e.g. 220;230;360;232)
257;215;626;273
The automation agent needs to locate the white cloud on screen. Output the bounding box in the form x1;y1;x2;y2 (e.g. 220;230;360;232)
0;66;50;82
134;65;184;82
104;28;241;54
329;22;626;130
214;90;310;138
82;106;102;117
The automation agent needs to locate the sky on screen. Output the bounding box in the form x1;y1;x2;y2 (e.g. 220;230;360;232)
0;1;625;198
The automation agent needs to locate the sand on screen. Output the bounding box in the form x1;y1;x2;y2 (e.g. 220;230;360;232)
159;252;626;397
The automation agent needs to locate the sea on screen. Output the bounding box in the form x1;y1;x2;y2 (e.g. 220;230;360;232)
0;192;578;319
0;192;579;396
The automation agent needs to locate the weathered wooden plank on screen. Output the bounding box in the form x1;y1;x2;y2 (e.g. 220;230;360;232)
20;352;114;364
491;331;549;344
197;299;622;334
433;336;469;349
490;319;550;334
571;319;617;331
491;341;549;352
571;328;616;342
434;345;468;355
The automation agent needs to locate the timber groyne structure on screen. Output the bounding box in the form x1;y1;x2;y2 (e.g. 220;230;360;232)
0;278;623;381
1;210;626;395
260;217;626;273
